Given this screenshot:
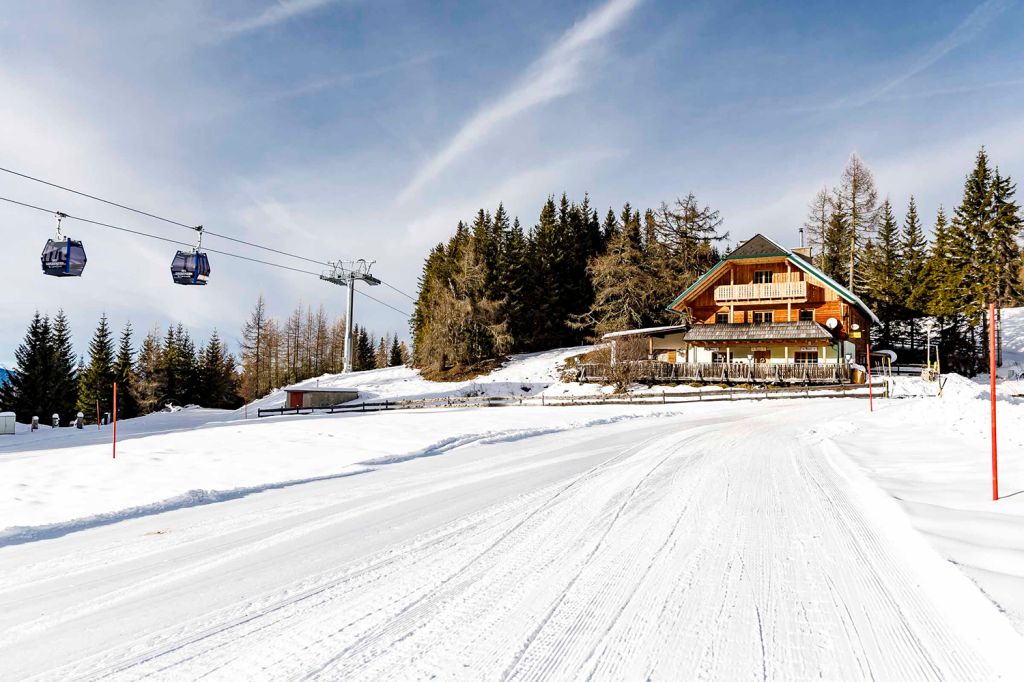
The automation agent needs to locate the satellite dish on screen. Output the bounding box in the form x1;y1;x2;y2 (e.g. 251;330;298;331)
851;323;860;331
825;317;839;330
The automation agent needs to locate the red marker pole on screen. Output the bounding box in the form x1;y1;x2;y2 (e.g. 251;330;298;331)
866;342;874;412
989;303;998;501
113;382;118;460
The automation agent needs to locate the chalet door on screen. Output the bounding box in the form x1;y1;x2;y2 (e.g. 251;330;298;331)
754;351;770;363
666;351;677;363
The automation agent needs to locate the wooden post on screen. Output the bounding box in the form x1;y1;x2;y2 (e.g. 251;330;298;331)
112;382;117;459
866;343;874;412
990;302;999;501
96;399;100;429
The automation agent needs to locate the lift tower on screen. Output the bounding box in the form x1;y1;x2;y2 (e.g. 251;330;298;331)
320;259;381;373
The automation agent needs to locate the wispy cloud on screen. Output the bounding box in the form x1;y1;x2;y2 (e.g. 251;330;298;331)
836;0;1010;108
220;0;338;37
397;0;642;203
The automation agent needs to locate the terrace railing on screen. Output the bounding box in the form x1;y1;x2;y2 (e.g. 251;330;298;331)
714;280;807;303
576;360;851;385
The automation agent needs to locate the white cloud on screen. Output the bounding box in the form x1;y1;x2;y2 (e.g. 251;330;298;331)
220;0;338;37
397;0;642;203
838;0;1010;108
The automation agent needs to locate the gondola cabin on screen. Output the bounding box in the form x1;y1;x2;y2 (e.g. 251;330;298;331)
41;238;87;277
171;250;211;286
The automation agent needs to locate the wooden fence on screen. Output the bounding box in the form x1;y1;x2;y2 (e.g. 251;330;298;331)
575;361;851;385
256;381;881;418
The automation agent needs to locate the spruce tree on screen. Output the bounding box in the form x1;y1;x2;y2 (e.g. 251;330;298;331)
49;310;79;420
389;336;403;366
0;312;53;423
76;314;116;421
820;193;851;285
862;200;903;348
111;322;140;418
900;196;929;351
135;327;163;414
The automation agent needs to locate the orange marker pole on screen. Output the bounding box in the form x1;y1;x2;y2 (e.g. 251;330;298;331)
989;303;998;501
866;342;873;412
113;382;118;460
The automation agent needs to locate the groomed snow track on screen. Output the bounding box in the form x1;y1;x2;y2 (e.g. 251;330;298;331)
1;407;1020;680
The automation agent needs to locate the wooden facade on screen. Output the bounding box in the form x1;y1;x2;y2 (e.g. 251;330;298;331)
665;235;879;373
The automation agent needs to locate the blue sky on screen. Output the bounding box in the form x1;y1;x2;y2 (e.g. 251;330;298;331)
2;0;1023;363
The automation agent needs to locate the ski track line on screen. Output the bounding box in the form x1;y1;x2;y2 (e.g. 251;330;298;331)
49;424;687;682
293;429;689;680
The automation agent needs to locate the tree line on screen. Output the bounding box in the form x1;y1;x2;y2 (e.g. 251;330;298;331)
0;312;242;423
239;295;409;401
411;193;727;370
806;148;1022;374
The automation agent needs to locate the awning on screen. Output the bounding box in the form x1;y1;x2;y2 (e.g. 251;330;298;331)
683;321;833;343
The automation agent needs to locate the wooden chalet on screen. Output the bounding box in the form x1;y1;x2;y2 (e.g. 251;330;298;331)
597;234;879;384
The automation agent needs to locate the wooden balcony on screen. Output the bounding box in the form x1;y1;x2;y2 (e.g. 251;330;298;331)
714;280;807;303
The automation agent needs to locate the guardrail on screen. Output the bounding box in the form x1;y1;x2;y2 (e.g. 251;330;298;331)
256;382;883;418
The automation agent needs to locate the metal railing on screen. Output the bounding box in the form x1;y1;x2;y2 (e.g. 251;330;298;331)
714;280;807;302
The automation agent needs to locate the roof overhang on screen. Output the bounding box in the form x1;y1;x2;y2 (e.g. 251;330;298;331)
683;321;834;343
602;324;690;340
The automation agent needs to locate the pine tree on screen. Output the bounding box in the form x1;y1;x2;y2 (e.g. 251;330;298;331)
820;192;851;285
0;312;53;423
862;200;903;348
199;332;240;408
389;336;403;366
76;313;116;421
113;322;140;419
49;310;79;420
900;196;929;351
135;326;163;414
575;204;661;336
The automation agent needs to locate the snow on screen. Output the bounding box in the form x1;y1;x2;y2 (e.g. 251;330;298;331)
1;333;1024;678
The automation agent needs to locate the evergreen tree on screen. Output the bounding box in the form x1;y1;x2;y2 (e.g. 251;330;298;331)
820;192;851;285
113;322;140;419
0;312;53;423
49;310;79;420
862;200;903;348
389;336;404;366
199;332;240;408
900;196;929;351
135;327;163;414
574;204;660;336
76;313;116;421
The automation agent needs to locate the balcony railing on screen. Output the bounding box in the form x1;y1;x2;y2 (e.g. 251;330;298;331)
576;360;850;385
714;280;807;302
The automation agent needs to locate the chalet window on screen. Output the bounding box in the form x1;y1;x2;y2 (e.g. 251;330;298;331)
715;312;729;324
799;309;814;322
752;311;773;324
754;270;773;284
794;351;818;364
711;351;728;363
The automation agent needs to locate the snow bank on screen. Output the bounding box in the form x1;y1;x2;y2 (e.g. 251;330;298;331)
0;405;684;545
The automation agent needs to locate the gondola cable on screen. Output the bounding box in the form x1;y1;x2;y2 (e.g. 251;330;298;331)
1;195;412;317
0;165;414;297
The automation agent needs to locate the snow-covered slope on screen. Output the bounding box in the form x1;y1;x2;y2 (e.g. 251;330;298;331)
252;346;601;410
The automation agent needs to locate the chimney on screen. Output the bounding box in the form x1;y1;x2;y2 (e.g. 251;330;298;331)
791;246;812;262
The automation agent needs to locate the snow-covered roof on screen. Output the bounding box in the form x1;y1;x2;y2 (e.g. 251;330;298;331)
283;386;359;394
602;324;690;339
0;411;14;417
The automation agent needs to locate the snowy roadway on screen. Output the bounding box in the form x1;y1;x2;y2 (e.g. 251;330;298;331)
1;405;1022;680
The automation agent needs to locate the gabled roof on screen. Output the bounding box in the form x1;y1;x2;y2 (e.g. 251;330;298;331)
667;233;880;325
724;234;789;260
683;321;833;343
